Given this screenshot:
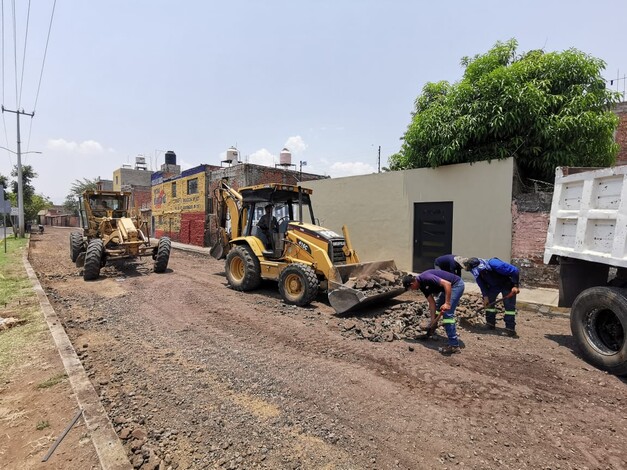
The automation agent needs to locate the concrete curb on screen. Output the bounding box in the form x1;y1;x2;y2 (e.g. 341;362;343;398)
23;250;132;470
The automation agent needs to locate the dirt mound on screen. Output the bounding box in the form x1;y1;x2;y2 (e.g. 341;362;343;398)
338;292;501;342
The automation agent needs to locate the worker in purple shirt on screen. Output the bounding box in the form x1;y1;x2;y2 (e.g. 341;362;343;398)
402;269;465;355
434;254;462;276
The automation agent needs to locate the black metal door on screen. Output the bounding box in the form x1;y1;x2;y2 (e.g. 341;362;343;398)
412;202;453;272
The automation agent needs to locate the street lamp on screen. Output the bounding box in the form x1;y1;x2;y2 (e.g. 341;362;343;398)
0;146;42;237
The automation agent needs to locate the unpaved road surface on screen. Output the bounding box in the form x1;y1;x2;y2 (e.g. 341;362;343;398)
28;227;627;469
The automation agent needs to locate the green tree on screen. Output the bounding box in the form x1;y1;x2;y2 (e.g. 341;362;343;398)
27;194;53;222
10;164;37;205
389;39;621;182
63;177;98;215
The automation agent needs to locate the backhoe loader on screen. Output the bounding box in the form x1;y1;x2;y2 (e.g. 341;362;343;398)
210;179;405;313
70;190;171;280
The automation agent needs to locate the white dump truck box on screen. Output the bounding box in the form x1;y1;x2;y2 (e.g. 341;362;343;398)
544;165;627;267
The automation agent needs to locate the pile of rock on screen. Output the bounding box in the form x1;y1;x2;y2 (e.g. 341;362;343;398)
341;267;405;299
338;292;503;342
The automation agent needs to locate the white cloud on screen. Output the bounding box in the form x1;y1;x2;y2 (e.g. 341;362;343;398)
46;138;105;155
284;136;307;154
328;161;376;178
248;148;275;166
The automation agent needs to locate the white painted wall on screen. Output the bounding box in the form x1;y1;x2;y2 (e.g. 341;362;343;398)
304;158;514;274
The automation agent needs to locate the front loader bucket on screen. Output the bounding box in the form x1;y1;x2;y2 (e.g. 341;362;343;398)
327;260;405;314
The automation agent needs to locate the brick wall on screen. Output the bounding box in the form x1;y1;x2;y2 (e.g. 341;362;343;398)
511;199;558;287
180;212;205;246
615;102;627;165
511;201;550;261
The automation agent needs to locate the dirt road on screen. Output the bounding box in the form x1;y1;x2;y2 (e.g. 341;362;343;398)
27;227;626;469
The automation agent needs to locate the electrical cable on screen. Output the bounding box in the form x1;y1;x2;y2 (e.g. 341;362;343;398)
17;0;31;108
11;0;17;108
32;0;56;112
25;0;56;151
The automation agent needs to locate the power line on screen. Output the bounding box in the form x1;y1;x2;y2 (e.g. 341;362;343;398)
18;0;31;108
32;0;56;112
11;0;17;108
26;0;56;152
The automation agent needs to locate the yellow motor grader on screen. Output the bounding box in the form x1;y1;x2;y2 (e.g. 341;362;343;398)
70;190;171;280
210;179;404;313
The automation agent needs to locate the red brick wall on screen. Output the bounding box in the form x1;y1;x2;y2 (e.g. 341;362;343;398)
615;102;627;166
511;201;550;261
180;212;205;246
132;189;152;211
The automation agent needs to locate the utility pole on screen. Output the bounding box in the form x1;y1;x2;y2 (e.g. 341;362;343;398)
378;146;381;173
1;106;35;238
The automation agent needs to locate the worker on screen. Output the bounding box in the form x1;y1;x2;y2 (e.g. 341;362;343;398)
402;269;465;355
458;257;521;337
257;204;278;247
434;254;462;276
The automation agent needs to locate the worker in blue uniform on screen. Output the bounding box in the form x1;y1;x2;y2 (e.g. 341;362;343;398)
459;257;520;337
434;254;462;276
403;270;465;355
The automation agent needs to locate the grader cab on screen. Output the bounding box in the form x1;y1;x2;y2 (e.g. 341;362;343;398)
211;180;404;313
69;190;171;280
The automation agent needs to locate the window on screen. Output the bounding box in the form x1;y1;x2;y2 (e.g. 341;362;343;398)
172;182;177;197
187;178;198;195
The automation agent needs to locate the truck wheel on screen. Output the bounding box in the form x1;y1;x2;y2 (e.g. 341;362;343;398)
570;286;627;376
225;245;261;291
154;237;171;273
279;264;319;306
70;232;84;262
83;239;104;281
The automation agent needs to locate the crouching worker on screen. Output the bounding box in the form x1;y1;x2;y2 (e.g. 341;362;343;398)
402;270;465;355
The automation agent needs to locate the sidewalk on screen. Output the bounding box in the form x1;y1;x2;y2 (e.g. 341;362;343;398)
169;241;562;310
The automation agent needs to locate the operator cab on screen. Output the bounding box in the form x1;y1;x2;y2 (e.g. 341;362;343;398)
240;184;315;258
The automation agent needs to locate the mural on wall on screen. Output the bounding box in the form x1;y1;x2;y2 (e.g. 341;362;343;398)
153;188;167;208
152;167;207;240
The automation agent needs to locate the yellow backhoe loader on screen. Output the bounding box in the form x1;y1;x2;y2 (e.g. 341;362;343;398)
210;179;405;313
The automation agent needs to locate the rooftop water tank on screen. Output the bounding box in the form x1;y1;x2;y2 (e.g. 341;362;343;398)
279;148;292;166
225;147;239;162
165;151;176;165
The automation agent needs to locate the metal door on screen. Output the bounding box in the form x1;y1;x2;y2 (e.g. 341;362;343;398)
412;202;453;272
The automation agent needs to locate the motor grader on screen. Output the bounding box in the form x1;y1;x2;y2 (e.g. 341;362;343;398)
69;190;171;281
210;179;404;313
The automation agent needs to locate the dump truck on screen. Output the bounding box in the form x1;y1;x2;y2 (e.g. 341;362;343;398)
210;180;405;313
70;190;171;281
544;165;627;375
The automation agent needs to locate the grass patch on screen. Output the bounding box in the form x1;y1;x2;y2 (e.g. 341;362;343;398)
36;420;50;430
0;236;30;307
37;373;66;389
0;236;46;379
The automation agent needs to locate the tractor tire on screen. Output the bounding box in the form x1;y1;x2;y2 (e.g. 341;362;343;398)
278;263;319;306
83;239;104;281
154;237;171;273
570;286;627;376
225;245;261;291
70;232;84;262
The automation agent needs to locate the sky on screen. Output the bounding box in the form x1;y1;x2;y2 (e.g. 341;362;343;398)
1;0;626;204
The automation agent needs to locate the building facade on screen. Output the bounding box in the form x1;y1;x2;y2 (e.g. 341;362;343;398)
151;161;327;247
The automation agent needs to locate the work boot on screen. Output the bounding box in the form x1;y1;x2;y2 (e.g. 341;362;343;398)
438;345;461;355
503;328;519;338
484;322;496;330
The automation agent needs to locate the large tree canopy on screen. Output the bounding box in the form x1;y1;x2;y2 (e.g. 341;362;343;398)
388;39;621;182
